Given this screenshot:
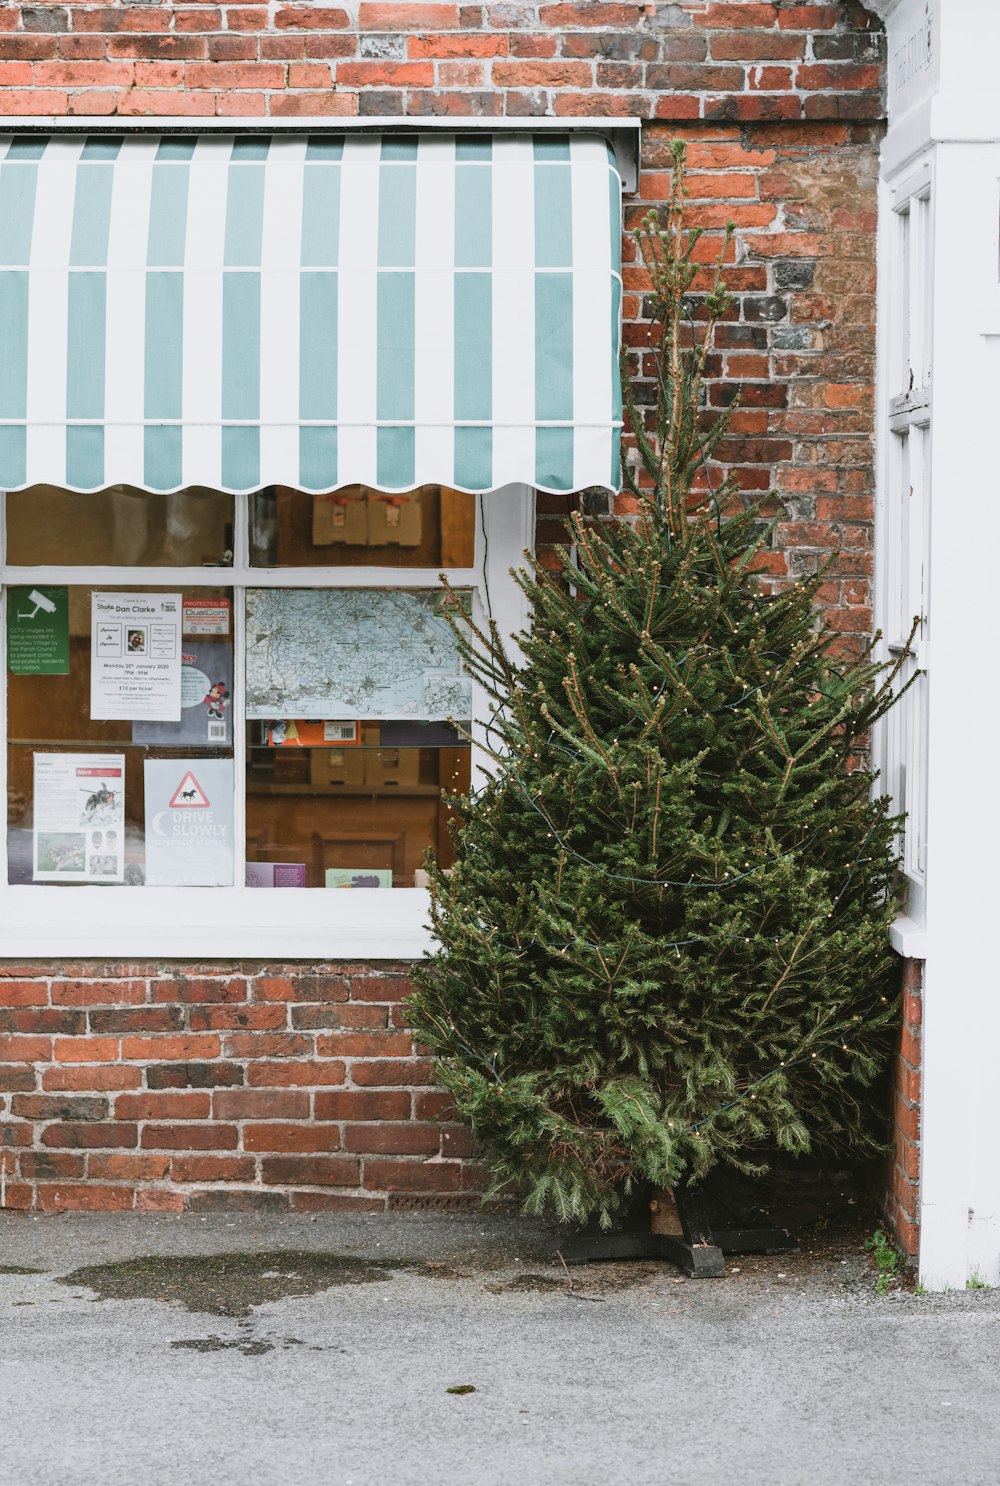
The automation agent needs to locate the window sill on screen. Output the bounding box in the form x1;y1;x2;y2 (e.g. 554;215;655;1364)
890;914;928;960
0;886;434;962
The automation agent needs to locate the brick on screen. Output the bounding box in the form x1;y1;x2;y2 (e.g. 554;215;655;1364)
42;1122;138;1149
1;1121;31;1147
0;1008;82;1036
492;60;592;88
414;1090;455;1120
33;61;133;86
19;1151;86;1180
0;1033;51;1061
54;1037;119;1064
697;3;777;25
317;1032;413;1059
137;1189;185;1213
118;91;219;116
53;979;145;1006
290;1191;385;1213
147;1062;244;1089
121;1035;221;1061
350;1059;435;1087
274;7;352;29
359;3;458;27
315;1090;411;1121
538;3;642;24
362;1157;462;1192
440;1125;475;1158
184;62;285;88
0;981;48;1007
270;92;361;115
172;1154;256;1182
291;1004;388;1031
248;1061;346;1087
255;973;350;1002
189;1005;287;1032
244;1122;343;1153
114;1092;211;1121
42;1065;142;1092
89;1008;184;1034
777;4;840;26
11;1095;108;1121
213;1089;310;1120
344;1123;440;1155
187;1188;289;1213
153;976;248;1004
141;1123;239;1150
260;1155;361;1186
408;33;506;57
0;1067;36;1091
336;60;435;86
88;1153;171;1181
223;1032;313;1059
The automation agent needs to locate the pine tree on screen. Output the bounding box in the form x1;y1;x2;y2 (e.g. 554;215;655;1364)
408;143;908;1229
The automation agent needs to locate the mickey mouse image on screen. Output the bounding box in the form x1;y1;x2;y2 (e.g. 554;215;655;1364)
204;681;230;722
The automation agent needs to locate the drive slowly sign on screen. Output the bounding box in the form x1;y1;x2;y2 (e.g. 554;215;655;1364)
143;759;234;886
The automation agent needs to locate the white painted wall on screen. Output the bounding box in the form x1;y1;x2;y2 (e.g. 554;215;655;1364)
873;0;1000;1289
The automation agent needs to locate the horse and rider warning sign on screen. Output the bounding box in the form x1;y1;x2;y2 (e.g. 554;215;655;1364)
168;771;211;809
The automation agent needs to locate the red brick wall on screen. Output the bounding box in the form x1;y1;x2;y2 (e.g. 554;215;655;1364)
883;958;921;1258
0;963;481;1212
0;2;882;122
0;0;898;1211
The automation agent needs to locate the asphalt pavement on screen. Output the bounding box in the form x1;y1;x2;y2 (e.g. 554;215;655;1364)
2;1208;999;1486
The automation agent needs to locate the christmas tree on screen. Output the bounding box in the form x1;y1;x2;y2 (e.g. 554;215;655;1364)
408;143;908;1229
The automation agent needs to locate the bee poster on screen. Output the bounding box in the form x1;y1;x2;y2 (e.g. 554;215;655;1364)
32;753;125;883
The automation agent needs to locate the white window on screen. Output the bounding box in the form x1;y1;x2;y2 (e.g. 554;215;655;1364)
876;175;932;925
0;482;532;959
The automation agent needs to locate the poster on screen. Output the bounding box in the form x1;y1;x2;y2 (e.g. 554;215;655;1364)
7;586;70;676
33;753;125;883
183;597;230;636
91;592;182;722
143;758;234;886
132;640;232;749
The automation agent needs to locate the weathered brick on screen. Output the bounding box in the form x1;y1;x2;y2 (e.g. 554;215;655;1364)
146;1062;244;1089
260;1155;361;1186
141;1123;239;1150
314;1090;411;1121
11;1095;108;1121
41;1122;138;1150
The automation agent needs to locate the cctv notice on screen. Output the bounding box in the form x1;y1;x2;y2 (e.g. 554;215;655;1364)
7;586;70;675
91;592;182;722
33;753;125;883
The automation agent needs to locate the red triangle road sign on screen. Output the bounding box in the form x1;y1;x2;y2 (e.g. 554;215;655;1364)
168;770;211;808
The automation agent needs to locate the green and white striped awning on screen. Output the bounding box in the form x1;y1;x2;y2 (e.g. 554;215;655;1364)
0;131;623;496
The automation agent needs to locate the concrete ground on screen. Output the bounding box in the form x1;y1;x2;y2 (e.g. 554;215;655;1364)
2;1208;1000;1486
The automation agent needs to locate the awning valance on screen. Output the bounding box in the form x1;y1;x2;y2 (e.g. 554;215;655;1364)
0;131;622;497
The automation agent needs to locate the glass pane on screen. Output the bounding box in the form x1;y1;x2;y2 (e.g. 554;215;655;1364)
249;485;475;568
246;723;470;888
5;486;234;567
7;584;234;886
243;583;472;887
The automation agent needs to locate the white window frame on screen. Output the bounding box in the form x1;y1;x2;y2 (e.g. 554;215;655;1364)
875;161;933;937
0;483;534;959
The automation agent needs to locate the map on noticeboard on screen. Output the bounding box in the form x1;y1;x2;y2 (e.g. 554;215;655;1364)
244;589;472;722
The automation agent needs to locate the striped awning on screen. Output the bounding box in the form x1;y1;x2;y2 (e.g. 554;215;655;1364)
0;131;623;497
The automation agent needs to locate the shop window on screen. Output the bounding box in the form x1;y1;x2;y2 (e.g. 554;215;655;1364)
0;483;530;954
